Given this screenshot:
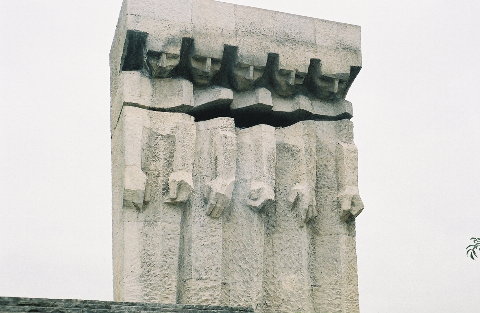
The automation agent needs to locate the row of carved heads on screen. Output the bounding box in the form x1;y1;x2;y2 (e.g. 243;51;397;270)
121;30;361;101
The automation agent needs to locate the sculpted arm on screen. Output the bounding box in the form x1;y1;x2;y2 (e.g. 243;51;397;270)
205;129;237;218
336;142;364;221
122;110;148;211
246;126;275;213
165;121;196;204
287;128;318;225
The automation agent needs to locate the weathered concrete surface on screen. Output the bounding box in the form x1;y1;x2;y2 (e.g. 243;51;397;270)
110;0;362;131
0;297;253;313
112;116;363;312
110;0;364;312
309;120;361;313
113;0;361;73
112;107;196;302
223;125;275;311
178;118;237;306
263;123;316;313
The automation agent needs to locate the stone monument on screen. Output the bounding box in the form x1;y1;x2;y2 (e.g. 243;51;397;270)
110;1;364;312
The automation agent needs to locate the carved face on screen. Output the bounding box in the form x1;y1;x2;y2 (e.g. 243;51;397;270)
120;30;360;128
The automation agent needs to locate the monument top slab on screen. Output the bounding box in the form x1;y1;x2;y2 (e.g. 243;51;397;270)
111;0;361;75
110;1;364;312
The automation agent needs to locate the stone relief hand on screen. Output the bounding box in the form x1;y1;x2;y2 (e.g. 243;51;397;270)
165;170;193;204
123;166;147;211
205;177;235;218
247;181;275;213
123;189;145;211
288;183;317;225
338;186;364;222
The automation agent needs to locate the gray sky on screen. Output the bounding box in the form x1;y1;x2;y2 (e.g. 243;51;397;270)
0;0;479;312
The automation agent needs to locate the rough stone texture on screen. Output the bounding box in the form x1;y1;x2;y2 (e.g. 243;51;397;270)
178;118;237;306
193;87;233;114
116;0;361;73
110;1;364;312
112;107;196;303
263;122;316;313
110;0;362;131
230;89;273;112
223;125;275;311
308;120;361;313
0;297;253;313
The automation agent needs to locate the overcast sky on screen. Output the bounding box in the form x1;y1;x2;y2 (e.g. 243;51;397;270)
1;0;479;312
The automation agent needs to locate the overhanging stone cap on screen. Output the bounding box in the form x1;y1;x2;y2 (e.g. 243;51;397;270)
109;0;363;132
111;0;361;75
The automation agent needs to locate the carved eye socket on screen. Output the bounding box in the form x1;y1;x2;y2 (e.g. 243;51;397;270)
162;53;181;66
210;58;221;70
191;56;210;71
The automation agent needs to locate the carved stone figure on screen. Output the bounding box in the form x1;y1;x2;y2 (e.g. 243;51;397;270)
110;1;364;312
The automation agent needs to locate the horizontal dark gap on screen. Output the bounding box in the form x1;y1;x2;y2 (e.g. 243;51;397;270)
123;103;351;128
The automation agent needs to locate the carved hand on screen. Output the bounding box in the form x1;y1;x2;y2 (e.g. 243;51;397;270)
123;189;145;211
247;181;275;213
123;166;147;211
165;170;193;204
205;177;235;218
288;183;317;225
338;186;364;222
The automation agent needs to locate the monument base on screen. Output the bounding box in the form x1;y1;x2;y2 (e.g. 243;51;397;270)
0;297;253;313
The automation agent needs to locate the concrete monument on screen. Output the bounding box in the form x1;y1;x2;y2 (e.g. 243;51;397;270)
110;1;364;312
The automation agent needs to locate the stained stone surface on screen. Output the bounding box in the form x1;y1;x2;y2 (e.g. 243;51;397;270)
111;1;364;313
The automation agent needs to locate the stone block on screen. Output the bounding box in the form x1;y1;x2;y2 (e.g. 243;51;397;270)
111;1;364;312
121;72;153;107
151;78;194;111
179;118;237;306
310;235;360;313
112;0;362;79
263;123;316;313
126;0;193;25
113;107;196;302
193;87;233;113
222;125;275;310
191;0;236;59
230;88;273;112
